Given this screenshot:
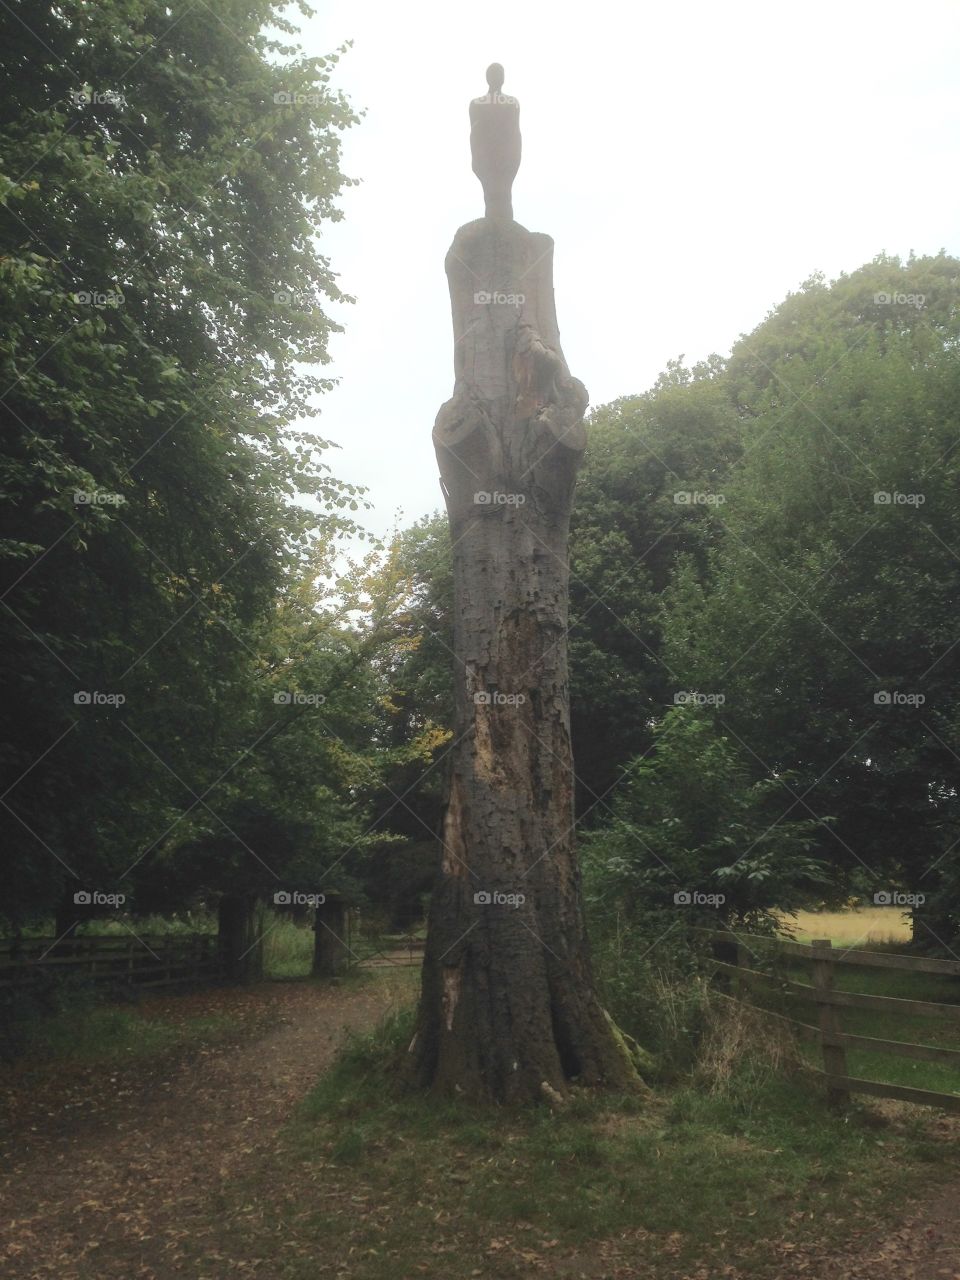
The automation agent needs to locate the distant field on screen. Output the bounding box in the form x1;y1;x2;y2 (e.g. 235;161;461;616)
780;906;913;946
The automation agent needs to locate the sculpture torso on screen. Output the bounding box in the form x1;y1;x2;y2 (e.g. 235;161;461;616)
469;63;521;222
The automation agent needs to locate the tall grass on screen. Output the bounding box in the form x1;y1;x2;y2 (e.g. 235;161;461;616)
262;916;314;977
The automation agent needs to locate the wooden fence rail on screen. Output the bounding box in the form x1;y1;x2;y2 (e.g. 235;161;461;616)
0;933;222;990
700;928;960;1114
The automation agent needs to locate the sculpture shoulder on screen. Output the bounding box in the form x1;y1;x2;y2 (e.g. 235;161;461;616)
469;93;520;119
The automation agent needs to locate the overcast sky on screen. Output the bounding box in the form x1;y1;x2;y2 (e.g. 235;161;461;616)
293;0;960;543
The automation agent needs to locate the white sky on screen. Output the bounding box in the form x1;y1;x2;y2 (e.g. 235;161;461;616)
295;0;960;542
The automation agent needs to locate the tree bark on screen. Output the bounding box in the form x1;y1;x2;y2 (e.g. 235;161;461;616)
407;218;640;1102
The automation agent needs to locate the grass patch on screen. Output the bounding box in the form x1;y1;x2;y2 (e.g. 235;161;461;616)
0;974;258;1066
205;991;960;1280
12;997;241;1064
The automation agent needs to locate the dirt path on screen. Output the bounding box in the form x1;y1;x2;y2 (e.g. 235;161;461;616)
0;976;407;1280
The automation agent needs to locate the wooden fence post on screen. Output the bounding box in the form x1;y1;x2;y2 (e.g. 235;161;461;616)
313;895;349;977
811;938;850;1109
735;940;748;999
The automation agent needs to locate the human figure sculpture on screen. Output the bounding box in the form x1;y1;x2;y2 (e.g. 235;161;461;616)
469;63;521;221
405;66;640;1105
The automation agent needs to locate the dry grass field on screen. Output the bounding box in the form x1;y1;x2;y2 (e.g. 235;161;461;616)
780;906;913;947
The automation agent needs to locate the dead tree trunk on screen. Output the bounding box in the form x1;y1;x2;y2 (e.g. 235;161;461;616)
406;215;640;1102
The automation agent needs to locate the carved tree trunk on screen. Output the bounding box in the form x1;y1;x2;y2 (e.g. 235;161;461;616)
407;219;639;1102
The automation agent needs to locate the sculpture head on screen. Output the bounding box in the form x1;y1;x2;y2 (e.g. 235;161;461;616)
486;63;505;97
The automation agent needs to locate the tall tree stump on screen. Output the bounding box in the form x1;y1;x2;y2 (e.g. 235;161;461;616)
407;144;641;1099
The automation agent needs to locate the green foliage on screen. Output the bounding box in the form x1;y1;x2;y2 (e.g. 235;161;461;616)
663;252;960;943
0;0;369;924
329;518;455;923
583;707;828;1072
569;361;740;805
583;706;828;923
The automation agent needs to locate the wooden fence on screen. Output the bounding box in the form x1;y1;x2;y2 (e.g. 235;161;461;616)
0;933;223;990
354;933;425;969
702;929;960;1113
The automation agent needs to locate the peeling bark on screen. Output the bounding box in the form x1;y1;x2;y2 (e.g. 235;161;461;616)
407;219;641;1102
